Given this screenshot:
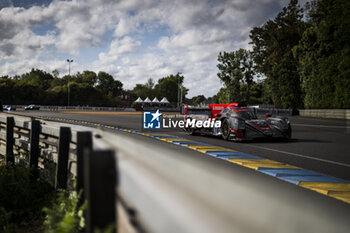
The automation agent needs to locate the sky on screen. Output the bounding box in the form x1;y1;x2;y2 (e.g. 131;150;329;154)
0;0;298;97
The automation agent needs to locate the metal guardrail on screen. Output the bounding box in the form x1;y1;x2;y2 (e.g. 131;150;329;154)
180;106;293;116
249;107;293;116
1;113;350;233
3;105;130;111
40;106;129;111
299;109;350;119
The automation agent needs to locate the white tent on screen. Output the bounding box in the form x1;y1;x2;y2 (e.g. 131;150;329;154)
134;97;143;103
152;97;160;104
143;97;152;103
160;97;170;104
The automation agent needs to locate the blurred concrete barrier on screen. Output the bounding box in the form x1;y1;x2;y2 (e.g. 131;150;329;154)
299;109;350;119
1;112;350;233
249;107;293;116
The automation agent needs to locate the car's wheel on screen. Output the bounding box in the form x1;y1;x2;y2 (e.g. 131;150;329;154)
188;128;199;136
286;125;292;139
221;118;230;140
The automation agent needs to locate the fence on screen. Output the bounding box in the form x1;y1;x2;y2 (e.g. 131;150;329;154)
0;115;117;233
1;113;350;233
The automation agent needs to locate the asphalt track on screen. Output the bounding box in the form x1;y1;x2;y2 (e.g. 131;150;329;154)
8;110;350;205
15;110;350;180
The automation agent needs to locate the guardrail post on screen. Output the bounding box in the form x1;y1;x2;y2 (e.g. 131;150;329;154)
76;131;92;206
6;117;14;165
29;120;40;178
84;150;117;233
55;127;71;190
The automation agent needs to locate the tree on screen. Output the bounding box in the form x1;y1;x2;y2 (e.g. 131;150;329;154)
74;71;97;86
52;69;59;78
145;78;155;89
154;73;188;104
217;49;254;104
0;76;15;103
249;81;264;104
0;69;125;106
131;78;157;100
250;0;306;108
96;71;123;98
211;88;229;104
294;0;350;108
20;69;54;91
191;95;206;106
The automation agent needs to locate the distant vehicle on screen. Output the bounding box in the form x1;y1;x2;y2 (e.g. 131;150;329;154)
4;105;16;111
24;104;40;110
183;103;291;141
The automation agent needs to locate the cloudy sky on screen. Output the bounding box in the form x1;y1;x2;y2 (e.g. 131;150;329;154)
0;0;295;97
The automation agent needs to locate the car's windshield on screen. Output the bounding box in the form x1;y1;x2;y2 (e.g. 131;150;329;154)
234;110;257;120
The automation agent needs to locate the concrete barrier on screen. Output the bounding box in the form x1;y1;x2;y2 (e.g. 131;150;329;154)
299;109;350;120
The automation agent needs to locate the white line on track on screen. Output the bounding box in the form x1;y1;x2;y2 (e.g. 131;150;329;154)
246;145;350;168
293;123;350;129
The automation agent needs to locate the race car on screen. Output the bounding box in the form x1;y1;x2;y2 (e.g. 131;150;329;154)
3;105;16;111
183;103;291;141
24;104;40;110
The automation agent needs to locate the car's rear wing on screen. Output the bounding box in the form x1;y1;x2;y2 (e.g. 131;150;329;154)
182;103;240;119
181;105;211;116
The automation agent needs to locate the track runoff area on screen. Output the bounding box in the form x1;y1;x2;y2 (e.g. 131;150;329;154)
14;108;350;205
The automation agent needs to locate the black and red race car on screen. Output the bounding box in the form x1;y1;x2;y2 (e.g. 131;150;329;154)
183;103;291;141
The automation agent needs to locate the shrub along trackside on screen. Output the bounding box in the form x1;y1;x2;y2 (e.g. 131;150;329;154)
43;190;86;233
0;162;54;232
0;158;85;233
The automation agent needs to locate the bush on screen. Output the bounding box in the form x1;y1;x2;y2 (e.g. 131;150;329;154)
0;164;54;232
43;190;86;233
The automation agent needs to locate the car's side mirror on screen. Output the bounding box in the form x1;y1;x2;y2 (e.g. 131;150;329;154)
265;113;272;117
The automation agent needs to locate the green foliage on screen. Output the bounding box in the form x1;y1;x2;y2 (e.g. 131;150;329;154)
217;49;254;104
212;82;264;105
0;164;54;232
294;0;350;108
43;190;86;233
191;95;206;106
132;78;157;100
0;162;90;233
154;73;188;104
249;81;265;104
131;73;188;104
0;76;16;103
97;71;123;98
0;69;124;106
93;224;115;233
250;0;306;108
212;88;229;104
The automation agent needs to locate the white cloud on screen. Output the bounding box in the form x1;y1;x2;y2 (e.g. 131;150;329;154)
0;59;68;77
93;36;141;69
0;30;55;61
0;0;291;97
